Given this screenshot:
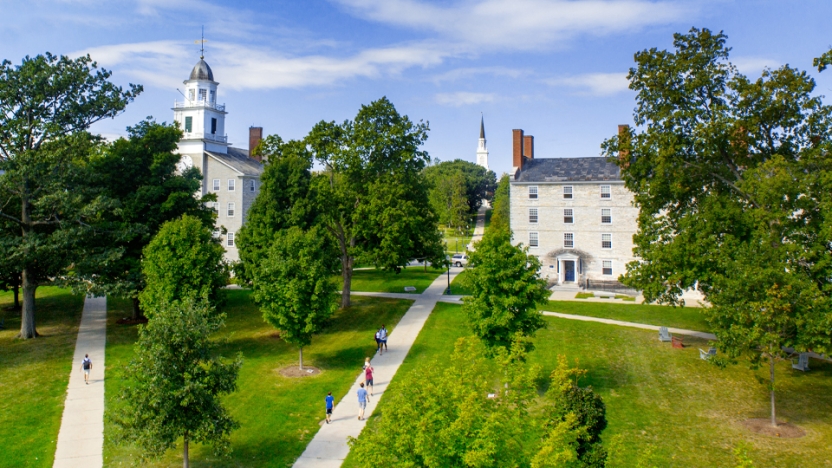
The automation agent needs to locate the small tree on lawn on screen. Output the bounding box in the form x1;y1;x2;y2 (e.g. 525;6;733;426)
112;296;242;467
139;215;228;314
251;226;338;369
461;229;549;351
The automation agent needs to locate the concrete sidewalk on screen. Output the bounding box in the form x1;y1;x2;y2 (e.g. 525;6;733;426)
541;311;717;340
53;296;107;468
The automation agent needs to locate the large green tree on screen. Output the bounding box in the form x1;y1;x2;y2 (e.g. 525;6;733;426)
112;296;242;467
81;119;214;319
251;226;338;369
306;97;445;307
461;229;549;351
0;53;141;338
488;174;511;237
602;28;832;426
427;170;469;231
424;159;497;216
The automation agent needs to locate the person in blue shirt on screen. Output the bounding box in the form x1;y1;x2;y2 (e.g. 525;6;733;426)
357;383;368;420
325;391;334;424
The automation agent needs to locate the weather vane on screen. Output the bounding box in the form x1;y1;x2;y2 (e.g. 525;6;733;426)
195;26;207;59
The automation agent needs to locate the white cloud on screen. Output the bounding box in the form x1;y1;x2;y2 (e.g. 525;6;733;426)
544;72;629;96
333;0;693;51
435;91;496;106
431;66;528;84
732;56;782;75
76;40;457;91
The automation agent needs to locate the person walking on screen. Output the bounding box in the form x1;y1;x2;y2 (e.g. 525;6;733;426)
374;329;382;355
357;383;368;420
379;325;388;353
325;391;334;424
81;354;92;385
363;356;371;370
364;362;374;397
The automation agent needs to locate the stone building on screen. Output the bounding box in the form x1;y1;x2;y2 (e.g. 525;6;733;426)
173;55;264;262
509;128;638;287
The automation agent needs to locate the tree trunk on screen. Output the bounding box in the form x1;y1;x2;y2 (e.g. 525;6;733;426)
19;269;37;339
340;255;353;309
183;432;189;468
299;347;304;370
769;353;777;427
131;297;143;321
13;285;19;309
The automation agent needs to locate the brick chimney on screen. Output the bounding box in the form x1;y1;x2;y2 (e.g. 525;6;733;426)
513;129;524;170
249;126;263;162
523;135;534;159
617;124;630;168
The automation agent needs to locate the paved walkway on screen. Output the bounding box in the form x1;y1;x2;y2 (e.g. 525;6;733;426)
540;311;717;340
293;205;487;467
53;296;107;468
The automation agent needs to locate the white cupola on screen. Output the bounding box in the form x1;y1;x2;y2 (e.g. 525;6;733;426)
173;54;228;155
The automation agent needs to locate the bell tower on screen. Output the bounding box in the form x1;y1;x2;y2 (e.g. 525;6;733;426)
476;115;489;170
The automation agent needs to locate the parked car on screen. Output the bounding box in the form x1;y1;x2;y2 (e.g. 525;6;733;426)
451;253;469;267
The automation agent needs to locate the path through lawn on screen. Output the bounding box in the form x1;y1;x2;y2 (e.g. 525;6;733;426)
346;267;445;294
103;290;412;467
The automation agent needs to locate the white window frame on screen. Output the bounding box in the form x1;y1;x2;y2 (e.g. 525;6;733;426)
601;185;611;199
602;260;613;276
227;202;235;218
188;89;195;101
563;186;573;199
564;233;574;249
228;179;235;191
199;88;207;101
249;179;256;192
212;179;220;191
602;233;612;249
212;228;220;238
209;90;215;103
564;208;573;224
529;208;538;224
227;232;235;247
529;186;538;199
529;232;539;247
601;208;612;224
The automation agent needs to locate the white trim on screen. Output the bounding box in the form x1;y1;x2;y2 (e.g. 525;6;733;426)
601;208;612;224
601;233;612;249
564;232;574;249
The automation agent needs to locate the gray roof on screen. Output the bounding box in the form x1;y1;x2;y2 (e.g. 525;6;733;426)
189;59;214;81
205;147;263;176
514;157;621;183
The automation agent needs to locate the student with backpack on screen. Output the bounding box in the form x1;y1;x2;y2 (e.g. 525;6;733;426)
81;354;92;385
374;328;382;355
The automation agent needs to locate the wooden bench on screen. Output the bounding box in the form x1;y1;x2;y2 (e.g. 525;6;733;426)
672;336;684;349
658;326;671;342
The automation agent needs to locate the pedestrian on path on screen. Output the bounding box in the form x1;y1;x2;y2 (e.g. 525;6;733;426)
325;391;334;424
81;354;92;385
379;325;388;352
364;363;374;396
363;356;371;370
357;383;368;420
375;329;382;354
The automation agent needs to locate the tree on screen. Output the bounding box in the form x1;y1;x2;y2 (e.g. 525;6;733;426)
461;229;549;351
488;174;511;237
307;97;445;308
0;53;141;338
428;170;469;231
112;296;242;467
251;226;338;369
80;119;214;320
139;215;228;314
424;159;497;215
601;27;832;427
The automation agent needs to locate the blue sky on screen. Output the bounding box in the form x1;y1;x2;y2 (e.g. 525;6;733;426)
3;0;832;176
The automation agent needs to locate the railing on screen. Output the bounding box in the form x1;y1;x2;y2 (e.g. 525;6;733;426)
182;132;227;143
174;100;226;112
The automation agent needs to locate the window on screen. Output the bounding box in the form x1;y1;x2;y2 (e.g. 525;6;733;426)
184;116;192;133
602;233;612;249
228;179;235;191
529;186;538;199
209;90;215;102
249;180;256;192
601;185;611;199
211;118;217;135
212;179;220;191
602;261;613;275
199;89;207;101
529;208;538;224
564;233;574;248
227;232;235;247
227;202;235;217
188;89;195;101
529;232;539;247
563;186;573;199
564;209;573;224
213;228;220;238
601;209;611;224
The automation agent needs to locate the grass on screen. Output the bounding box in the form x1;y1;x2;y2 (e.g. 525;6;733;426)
347;302;832;468
445;269;473;296
103;291;413;467
0;287;85;468
542;300;711;332
345;267;445;294
575;292;595;299
615;295;636;302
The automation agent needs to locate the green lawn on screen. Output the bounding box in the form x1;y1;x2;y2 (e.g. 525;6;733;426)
346;267;445;294
445;269;473;296
0;288;85;468
542;300;711;332
347;302;832;468
103;291;413;467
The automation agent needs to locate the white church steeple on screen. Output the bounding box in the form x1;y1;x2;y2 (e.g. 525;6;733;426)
173;44;228;156
476;115;489;170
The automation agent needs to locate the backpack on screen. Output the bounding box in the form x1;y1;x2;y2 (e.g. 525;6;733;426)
83;358;91;370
